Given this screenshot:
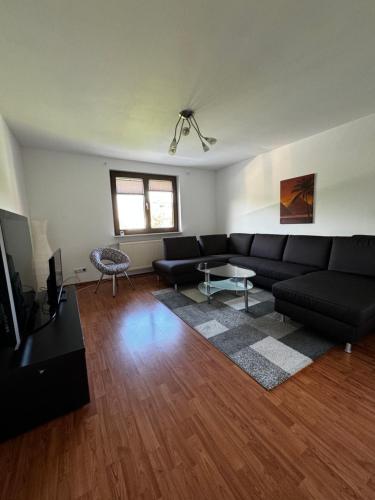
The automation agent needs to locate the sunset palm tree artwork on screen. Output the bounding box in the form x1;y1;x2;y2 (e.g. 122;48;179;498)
280;174;315;224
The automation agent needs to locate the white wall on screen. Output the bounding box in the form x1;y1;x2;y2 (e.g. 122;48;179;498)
21;113;375;285
22;148;217;282
216;113;375;236
0;116;28;216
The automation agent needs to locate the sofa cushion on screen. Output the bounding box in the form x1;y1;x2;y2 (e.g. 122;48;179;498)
250;234;288;260
163;236;200;260
199;234;228;256
229;233;254;255
329;236;375;278
153;254;235;275
273;270;375;326
256;260;319;281
229;256;268;275
229;256;318;281
283;235;332;268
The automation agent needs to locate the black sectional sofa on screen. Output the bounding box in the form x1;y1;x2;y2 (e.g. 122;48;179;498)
153;233;375;350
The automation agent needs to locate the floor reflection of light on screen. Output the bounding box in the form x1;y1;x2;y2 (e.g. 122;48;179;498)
116;302;185;353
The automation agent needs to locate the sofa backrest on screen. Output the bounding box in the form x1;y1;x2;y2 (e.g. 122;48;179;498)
283;235;332;269
328;236;375;278
163;236;201;260
199;234;228;256
229;233;254;255
250;234;288;260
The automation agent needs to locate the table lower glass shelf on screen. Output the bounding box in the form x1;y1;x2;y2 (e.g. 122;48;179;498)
198;278;253;297
198;278;253;312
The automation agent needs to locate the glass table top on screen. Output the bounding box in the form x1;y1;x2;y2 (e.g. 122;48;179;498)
196;262;256;279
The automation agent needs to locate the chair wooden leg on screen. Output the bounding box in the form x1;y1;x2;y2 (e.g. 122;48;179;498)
94;273;104;293
112;275;116;297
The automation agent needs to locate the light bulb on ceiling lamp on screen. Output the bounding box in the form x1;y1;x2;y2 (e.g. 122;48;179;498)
168;109;217;155
182;121;190;136
168;137;177;155
204;137;217;145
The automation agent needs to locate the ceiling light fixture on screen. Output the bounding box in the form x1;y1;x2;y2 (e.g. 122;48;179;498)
168;109;217;155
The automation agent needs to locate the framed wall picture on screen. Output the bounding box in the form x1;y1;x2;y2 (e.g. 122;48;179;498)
280;174;315;224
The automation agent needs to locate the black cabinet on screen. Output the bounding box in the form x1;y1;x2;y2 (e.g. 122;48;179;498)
0;287;90;441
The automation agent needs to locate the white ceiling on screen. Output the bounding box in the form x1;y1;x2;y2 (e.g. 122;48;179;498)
1;0;375;169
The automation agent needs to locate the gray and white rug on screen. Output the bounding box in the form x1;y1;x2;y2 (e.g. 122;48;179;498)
152;286;337;390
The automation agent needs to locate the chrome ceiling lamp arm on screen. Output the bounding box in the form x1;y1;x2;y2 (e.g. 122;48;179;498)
191;115;217;146
189;117;210;152
175;118;184;147
190;114;205;140
169;115;182;155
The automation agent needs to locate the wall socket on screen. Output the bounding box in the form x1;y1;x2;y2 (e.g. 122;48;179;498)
74;267;87;274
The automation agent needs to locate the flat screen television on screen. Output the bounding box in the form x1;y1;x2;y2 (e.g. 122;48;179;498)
0;210;38;349
47;249;64;308
0;210;64;350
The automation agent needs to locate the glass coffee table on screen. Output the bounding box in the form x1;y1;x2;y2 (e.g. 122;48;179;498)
196;262;256;312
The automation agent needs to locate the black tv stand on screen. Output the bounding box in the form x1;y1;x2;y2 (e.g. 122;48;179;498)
0;286;90;441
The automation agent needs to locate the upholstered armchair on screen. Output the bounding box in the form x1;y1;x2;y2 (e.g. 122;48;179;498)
90;247;134;297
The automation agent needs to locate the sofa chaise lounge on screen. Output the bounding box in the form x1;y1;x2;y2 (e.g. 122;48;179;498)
153;233;375;351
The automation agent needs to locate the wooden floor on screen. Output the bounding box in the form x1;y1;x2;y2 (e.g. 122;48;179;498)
1;274;375;500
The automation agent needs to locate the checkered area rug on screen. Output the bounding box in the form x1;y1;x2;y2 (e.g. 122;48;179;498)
152;286;337;390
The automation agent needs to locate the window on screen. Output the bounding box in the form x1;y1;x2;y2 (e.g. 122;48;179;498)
110;171;179;235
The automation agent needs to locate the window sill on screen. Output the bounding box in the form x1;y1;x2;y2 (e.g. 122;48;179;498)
113;231;182;238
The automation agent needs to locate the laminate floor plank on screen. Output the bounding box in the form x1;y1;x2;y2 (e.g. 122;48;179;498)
1;274;375;500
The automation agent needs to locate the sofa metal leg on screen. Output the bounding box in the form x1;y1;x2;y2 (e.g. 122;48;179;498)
344;342;352;354
281;314;286;323
94;273;104;294
112;275;116;297
174;283;178;291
